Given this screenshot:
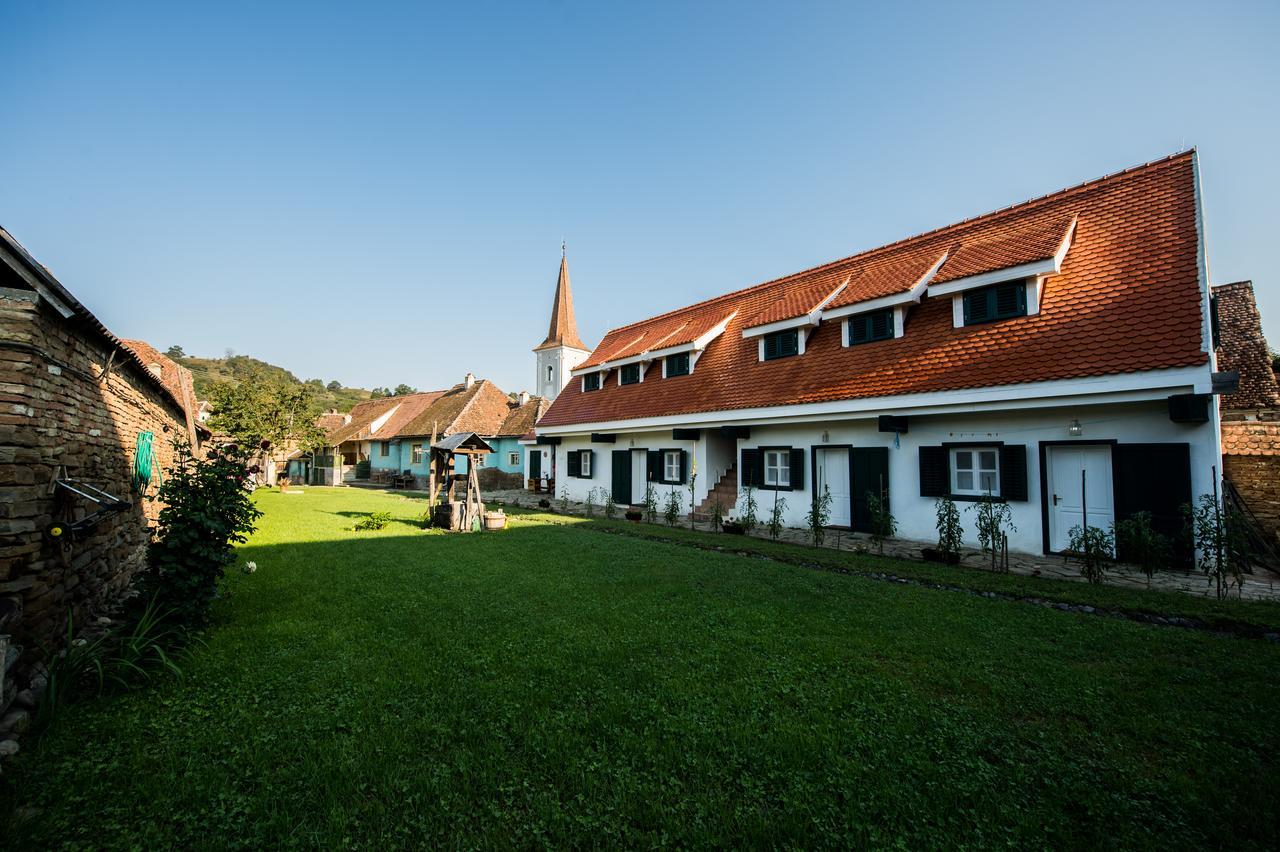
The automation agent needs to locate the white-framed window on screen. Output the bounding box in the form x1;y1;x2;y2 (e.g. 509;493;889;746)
509;451;521;466
764;449;790;487
951;447;999;496
664;450;680;482
580;451;592;476
411;443;424;464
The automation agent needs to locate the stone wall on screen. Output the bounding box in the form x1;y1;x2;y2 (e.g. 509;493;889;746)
0;285;188;720
1224;451;1280;548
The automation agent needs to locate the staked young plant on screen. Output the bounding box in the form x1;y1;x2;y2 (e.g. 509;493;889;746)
806;484;833;548
1068;523;1115;585
663;487;683;528
559;485;571;515
709;499;725;532
643;481;659;525
967;497;1017;572
584;487;597;518
1184;493;1255;599
688;468;698;530
866;491;897;556
140;439;263;628
767;490;788;540
935;495;963;559
738;484;759;535
1114;511;1172;582
603;491;617;520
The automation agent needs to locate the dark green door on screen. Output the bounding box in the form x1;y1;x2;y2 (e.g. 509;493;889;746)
850;448;889;533
529;449;541;481
612;450;632;505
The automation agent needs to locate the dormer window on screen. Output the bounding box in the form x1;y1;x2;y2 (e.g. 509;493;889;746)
582;372;601;391
962;280;1027;325
762;329;800;361
665;352;690;377
846;309;894;345
619;363;641;385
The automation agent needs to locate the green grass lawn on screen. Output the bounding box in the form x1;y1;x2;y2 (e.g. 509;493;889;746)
4;487;1279;848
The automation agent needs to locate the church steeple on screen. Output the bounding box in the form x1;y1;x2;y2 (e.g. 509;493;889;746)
534;245;591;400
535;245;587;352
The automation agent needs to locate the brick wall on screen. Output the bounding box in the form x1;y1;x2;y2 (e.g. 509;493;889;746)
1224;452;1280;548
0;286;188;690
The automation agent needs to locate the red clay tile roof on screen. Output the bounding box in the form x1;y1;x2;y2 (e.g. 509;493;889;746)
745;275;846;328
540;152;1208;429
120;339;208;436
932;215;1075;283
1213;281;1279;411
825;249;948;311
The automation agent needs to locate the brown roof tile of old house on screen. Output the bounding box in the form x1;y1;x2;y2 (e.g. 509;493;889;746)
540;152;1208;428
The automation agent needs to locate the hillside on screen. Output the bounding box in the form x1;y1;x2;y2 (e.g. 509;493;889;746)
178;353;375;412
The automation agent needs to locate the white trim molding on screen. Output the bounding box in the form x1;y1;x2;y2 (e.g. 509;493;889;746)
822;252;948;322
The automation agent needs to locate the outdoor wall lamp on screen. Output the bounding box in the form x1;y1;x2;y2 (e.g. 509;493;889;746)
1067;419;1083;437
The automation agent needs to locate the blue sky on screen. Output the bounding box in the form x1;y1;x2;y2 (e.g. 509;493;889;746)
3;1;1277;395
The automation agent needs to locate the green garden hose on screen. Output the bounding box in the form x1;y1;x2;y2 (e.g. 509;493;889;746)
133;431;161;492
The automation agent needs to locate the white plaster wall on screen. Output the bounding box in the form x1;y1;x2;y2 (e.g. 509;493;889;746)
551;400;1218;555
537;346;590;402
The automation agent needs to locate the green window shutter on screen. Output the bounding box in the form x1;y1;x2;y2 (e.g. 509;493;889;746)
763;334;779;360
647;449;661;483
789;448;805;491
919;446;948;497
741;448;760;488
848;317;868;345
781;330;799;356
678;450;688;484
998;445;1027;501
567;450;580;477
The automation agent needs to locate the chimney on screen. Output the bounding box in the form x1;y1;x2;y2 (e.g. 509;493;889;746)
517;391;530;405
464;372;475;389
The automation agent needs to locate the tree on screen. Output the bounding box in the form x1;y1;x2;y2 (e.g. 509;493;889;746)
370;387;391;399
393;383;416;396
207;368;326;480
327;380;342;391
165;345;186;359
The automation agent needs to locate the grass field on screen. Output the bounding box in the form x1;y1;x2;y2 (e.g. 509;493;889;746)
3;487;1278;848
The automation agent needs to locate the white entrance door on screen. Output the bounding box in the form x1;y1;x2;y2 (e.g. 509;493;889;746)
632;450;648;505
1046;445;1115;552
816;448;851;527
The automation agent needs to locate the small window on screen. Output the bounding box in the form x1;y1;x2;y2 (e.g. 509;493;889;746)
379;441;390;457
963;281;1027;325
411;443;424;464
950;447;999;497
547;365;554;382
663;450;680;482
580;451;591;477
846;309;894;345
582;372;601;391
475;454;486;468
764;449;791;487
665;352;690;377
620;364;641;385
762;329;800;361
509;451;521;466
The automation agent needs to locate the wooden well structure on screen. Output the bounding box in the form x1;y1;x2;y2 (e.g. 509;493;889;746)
428;432;494;532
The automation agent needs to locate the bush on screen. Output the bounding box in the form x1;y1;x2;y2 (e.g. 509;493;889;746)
1068;523;1115;585
1184;493;1255;599
767;491;788;540
1114;511;1172;581
663;488;683;528
140;440;263;628
935;496;963;559
967;499;1016;572
867;491;897;555
353;511;392;531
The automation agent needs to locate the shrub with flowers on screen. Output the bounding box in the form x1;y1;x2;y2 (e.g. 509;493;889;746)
140;440;263;628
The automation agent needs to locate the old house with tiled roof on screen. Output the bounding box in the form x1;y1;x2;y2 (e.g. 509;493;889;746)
532;152;1227;557
1213;280;1280;546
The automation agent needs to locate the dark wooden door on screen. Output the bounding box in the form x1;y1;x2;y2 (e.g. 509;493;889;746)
1112;442;1192;567
529;449;541;480
612;450;632;505
850;447;889;533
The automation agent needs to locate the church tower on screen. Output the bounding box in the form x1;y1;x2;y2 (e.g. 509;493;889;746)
534;247;591;401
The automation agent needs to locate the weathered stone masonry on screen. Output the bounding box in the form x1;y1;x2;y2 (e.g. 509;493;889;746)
1;237;190;731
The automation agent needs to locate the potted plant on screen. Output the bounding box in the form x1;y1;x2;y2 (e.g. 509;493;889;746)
624;507;643;523
721;516;746;535
537;498;551;509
